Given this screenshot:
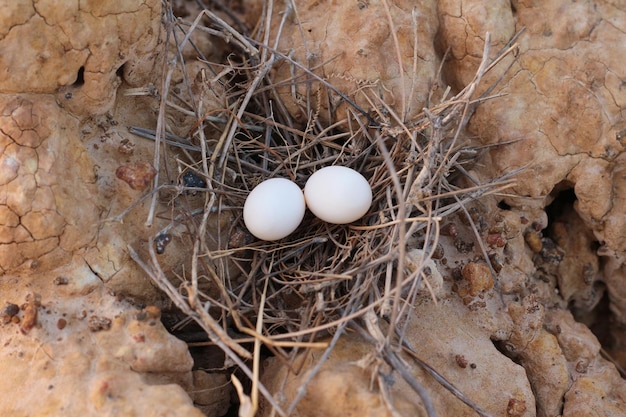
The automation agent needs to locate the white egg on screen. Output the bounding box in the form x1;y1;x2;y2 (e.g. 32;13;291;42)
243;178;306;241
304;166;372;224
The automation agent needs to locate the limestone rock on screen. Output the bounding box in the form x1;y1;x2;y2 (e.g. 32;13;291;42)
0;0;170;301
258;0;440;124
437;0;516;90
0;277;204;417
440;0;626;324
0;96;99;273
434;0;626;392
261;297;536;417
403;299;535;417
549;310;626;416
0;0;162;115
0;1;218;415
516;329;570;417
0;0;227;302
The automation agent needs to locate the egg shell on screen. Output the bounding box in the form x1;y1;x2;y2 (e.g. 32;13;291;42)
243;178;306;241
304;166;372;224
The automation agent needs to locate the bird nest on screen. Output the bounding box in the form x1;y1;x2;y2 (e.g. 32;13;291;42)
128;3;521;415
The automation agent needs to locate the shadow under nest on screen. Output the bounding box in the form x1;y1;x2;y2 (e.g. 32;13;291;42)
127;4;521;416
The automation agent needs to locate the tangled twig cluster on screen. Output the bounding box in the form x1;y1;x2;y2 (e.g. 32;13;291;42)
129;2;522;415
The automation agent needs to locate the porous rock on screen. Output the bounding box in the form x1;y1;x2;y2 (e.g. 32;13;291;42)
548;309;626;416
434;3;626;413
0;0;227;302
258;0;440;124
0;0;162;114
261;296;536;417
440;0;626;325
0;1;222;415
0;96;99;273
0;0;168;300
516;329;570;417
0;279;204;417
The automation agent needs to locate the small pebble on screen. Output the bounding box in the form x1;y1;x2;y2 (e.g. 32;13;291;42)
182;170;207;189
461;262;493;296
88;315;112;332
1;303;20;324
115;161;157;191
57;318;67;330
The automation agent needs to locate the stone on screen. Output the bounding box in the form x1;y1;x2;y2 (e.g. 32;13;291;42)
0;1;216;415
261;297;536;417
3;1;626;416
258;0;440;124
0;278;204;417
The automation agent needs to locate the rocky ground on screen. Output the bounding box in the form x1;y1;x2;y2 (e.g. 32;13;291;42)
1;1;626;416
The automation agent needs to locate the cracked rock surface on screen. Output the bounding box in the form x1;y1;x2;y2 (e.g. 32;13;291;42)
265;0;440;124
2;0;626;416
0;96;99;273
0;1;223;416
0;0;163;276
